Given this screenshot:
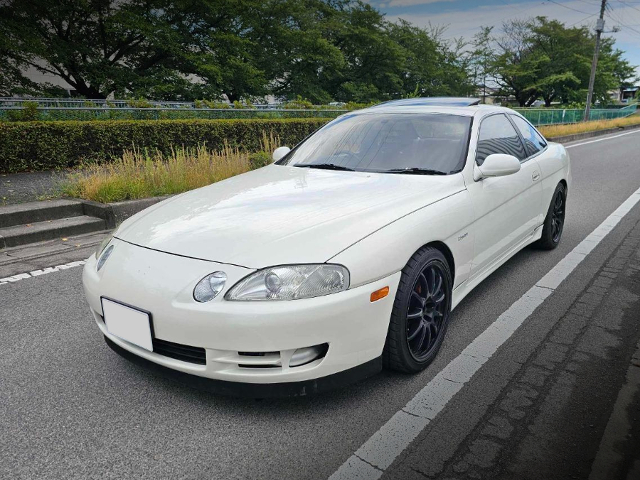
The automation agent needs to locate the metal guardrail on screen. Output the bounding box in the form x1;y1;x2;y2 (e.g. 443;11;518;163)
0;98;636;125
0;106;346;121
0;97;309;110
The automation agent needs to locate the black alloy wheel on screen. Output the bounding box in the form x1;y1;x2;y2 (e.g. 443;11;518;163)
537;182;567;250
406;264;447;361
551;189;565;244
384;247;452;373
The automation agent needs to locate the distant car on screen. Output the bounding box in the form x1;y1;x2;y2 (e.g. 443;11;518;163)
83;98;570;396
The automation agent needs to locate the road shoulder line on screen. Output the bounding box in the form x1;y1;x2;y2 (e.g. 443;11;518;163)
329;187;640;479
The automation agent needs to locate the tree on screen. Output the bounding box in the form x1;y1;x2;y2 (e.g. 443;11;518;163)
251;0;346;104
491;19;543;107
388;20;475;99
0;0;273;100
468;26;495;103
327;2;405;102
490;17;636;107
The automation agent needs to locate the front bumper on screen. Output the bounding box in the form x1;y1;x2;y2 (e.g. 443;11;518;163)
83;238;400;391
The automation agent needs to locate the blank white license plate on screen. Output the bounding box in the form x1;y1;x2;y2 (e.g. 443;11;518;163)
101;298;153;351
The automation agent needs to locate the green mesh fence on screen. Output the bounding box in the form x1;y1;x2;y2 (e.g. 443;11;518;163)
513;103;637;125
0;98;636;125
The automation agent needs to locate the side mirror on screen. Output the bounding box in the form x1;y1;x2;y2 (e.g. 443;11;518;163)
272;146;291;162
475;153;521;180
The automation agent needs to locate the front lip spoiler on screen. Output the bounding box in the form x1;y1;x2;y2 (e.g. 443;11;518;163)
104;336;382;398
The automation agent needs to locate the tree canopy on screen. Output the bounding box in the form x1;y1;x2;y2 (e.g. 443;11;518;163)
0;2;636;106
0;0;474;102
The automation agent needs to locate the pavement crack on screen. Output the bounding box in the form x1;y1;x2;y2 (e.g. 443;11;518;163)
401;408;422;418
354;454;384;472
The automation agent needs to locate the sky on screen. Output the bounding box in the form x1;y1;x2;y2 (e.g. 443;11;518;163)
367;0;640;79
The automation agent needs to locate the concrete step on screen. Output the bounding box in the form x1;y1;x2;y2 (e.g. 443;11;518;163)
0;216;108;249
0;199;85;228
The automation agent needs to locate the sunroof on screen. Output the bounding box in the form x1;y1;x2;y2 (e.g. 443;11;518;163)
373;97;481;107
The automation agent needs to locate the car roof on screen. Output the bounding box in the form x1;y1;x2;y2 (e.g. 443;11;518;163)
375;97;481;107
355;101;515;118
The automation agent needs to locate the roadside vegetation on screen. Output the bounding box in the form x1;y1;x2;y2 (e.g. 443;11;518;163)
62;114;640;203
62;134;278;203
0;118;324;174
539;115;640;138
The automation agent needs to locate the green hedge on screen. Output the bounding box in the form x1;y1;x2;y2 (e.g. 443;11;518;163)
0;118;329;173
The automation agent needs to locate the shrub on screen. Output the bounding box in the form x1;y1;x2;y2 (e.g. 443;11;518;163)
6;101;41;122
203;99;230;109
126;98;154;108
0;118;328;173
284;96;314;109
248;151;272;170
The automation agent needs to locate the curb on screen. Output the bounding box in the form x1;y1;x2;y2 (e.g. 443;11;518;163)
82;195;171;228
548;123;640;144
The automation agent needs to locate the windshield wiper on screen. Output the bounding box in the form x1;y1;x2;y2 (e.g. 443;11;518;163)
294;163;356;171
383;167;448;175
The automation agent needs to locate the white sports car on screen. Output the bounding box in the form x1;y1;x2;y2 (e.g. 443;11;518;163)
83;98;570;396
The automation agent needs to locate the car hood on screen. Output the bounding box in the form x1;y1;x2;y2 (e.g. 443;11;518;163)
115;165;466;268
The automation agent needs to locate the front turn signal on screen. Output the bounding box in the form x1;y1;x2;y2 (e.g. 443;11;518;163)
370;286;389;302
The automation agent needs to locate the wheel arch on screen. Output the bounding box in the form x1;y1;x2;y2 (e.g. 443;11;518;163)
415;240;455;281
559;178;567;191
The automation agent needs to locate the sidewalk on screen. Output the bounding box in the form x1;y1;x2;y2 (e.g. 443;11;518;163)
385;210;640;480
0;230;109;279
0;170;67;205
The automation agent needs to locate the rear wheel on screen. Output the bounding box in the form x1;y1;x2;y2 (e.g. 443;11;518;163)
537;183;567;250
383;247;452;373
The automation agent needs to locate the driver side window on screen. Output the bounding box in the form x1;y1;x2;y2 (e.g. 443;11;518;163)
476;114;527;165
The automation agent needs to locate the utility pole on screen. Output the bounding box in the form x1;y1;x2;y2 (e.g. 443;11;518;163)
584;0;607;122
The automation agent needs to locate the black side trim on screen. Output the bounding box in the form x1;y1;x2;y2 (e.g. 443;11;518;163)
104;336;382;398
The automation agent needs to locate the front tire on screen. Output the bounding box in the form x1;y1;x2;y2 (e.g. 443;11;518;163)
537;183;567;250
383;247;452;373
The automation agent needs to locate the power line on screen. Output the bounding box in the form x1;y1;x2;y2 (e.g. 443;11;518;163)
544;0;595;15
569;13;598;26
613;0;640;14
606;3;640;36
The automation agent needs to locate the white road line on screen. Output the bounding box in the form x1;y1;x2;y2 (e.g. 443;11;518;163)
0;259;88;286
565;129;640;149
329;187;640;480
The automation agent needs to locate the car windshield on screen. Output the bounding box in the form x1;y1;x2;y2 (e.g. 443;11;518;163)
276;113;471;174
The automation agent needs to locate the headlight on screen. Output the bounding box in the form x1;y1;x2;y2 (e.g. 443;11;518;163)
193;272;227;302
96;234;113;258
225;264;349;301
96;245;114;272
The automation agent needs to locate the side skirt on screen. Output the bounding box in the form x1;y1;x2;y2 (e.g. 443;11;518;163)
451;231;541;310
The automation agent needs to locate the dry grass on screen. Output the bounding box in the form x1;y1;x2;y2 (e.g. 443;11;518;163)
63;132;279;203
539;114;640;138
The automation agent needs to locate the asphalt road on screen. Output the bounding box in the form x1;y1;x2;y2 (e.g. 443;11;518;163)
2;130;640;480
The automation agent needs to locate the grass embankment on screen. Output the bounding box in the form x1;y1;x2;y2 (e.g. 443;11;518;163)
539;114;640;138
63;134;276;203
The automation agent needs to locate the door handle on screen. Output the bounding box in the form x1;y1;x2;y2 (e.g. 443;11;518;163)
532;171;541;182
